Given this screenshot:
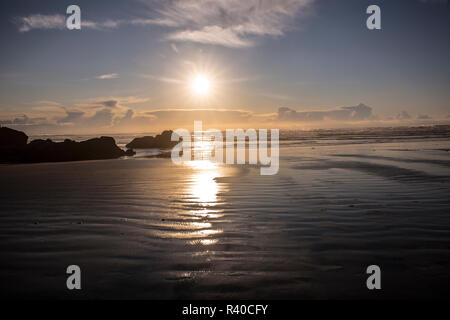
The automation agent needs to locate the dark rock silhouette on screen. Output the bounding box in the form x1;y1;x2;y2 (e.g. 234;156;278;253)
0;127;28;148
0;127;135;163
126;130;180;149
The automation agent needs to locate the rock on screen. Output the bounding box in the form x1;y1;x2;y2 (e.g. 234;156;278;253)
124;149;136;156
126;136;155;149
126;130;180;149
0;126;28;148
22;136;129;162
0;126;136;163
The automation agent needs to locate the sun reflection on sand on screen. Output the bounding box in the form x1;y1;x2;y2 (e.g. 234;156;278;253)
186;160;223;205
190;170;219;204
190;209;224;219
143;159;227;247
184;159;225;246
188;239;219;246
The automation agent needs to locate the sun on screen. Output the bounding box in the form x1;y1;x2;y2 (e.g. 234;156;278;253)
192;75;211;96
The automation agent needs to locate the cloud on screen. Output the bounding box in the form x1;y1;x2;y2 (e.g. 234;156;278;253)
114;109;156;129
88;109;114;126
92;96;150;105
4;102;448;135
56;108;113;128
81;20;121;30
95;73;119;80
57;110;85;124
73;96;150;111
34;100;63;106
139;74;183;84
145;108;253;126
15;14;65;32
278;103;373;122
14;11;193;33
15;1;313;47
14;14;125;32
396;111;412;120
129;18;180;27
168;26;254;48
98;100;119;108
151;0;313;47
0;114;46;125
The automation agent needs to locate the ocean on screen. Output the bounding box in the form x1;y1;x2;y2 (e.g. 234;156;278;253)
1;126;450;299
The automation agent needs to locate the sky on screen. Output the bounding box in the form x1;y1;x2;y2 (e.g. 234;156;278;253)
0;0;449;134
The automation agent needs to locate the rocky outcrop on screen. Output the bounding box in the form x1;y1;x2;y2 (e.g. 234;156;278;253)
126;130;180;149
0;127;28;148
0;127;135;163
22;137;135;162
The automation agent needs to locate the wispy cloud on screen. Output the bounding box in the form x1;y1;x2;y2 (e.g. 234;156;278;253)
81;20;121;30
278;104;374;122
417;114;432;120
129;18;179;27
0;114;46;125
95;73;119;80
14;14;164;32
15;0;314;47
97;100;119;108
33;100;63;107
15;14;65;32
150;0;314;47
139;74;183;84
168;26;254;48
396;110;412;120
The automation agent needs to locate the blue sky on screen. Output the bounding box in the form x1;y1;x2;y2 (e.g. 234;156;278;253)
0;0;449;133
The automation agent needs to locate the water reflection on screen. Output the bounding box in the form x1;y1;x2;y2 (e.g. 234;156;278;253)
185;160;225;246
186;160;221;205
190;169;218;204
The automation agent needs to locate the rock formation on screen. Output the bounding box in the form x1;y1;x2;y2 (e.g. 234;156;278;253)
0;127;28;148
126;130;180;149
0;126;135;163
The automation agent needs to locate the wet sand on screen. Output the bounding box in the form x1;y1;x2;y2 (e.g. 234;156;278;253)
1;133;450;299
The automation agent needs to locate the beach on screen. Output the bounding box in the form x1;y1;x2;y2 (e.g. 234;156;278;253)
1;127;450;299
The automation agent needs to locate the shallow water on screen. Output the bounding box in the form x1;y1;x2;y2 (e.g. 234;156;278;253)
1;129;450;299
